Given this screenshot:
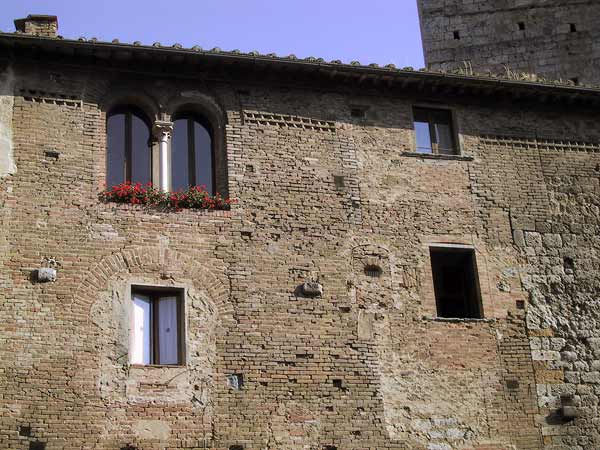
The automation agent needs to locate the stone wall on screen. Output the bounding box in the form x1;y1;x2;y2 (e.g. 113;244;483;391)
0;63;16;178
417;0;600;85
1;58;599;450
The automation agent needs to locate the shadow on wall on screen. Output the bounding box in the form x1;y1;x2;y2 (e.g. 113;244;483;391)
0;64;16;177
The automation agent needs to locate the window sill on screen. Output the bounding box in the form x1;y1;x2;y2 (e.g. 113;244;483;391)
422;316;495;323
402;151;474;162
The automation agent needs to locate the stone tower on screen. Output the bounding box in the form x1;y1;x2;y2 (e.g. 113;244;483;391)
417;0;600;84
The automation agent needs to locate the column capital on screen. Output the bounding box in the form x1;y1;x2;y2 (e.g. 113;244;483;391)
153;120;173;140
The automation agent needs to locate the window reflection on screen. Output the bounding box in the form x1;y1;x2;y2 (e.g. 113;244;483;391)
106;107;151;187
413;107;457;155
172;115;213;193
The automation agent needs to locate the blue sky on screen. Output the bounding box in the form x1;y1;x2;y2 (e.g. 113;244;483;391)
1;0;425;68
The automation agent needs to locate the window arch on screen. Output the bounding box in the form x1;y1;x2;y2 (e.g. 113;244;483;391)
171;113;214;194
106;106;152;188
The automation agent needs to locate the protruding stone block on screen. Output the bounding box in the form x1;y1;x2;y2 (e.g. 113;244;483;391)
36;267;57;282
301;281;323;297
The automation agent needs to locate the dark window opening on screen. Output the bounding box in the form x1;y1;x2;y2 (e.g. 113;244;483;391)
19;426;32;437
131;287;185;366
106;107;152;188
430;247;483;319
29;443;46;450
413;107;457;155
350;107;366;118
518;22;525;31
453;30;460;40
570;23;577;33
172;114;214;194
364;264;383;278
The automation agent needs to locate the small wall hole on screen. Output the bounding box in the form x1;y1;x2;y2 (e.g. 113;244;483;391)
564;257;575;274
227;374;244;390
334;175;346;188
230;446;244;450
29;443;46;450
332;379;344;389
570;23;577;32
19;426;32;437
506;379;520;390
518;22;525;30
453;30;460;40
516;300;526;310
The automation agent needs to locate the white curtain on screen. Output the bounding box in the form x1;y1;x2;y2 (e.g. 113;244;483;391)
158;296;179;364
131;294;151;364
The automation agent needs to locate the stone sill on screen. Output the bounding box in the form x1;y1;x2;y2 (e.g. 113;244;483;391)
129;364;187;369
422;316;496;323
102;202;235;217
402;151;474;162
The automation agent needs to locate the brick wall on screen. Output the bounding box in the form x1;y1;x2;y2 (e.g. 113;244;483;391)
1;57;599;450
417;0;600;85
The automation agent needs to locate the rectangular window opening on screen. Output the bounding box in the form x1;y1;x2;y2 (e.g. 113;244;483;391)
518;22;525;31
131;286;185;366
430;247;483;319
570;23;577;33
413;107;457;155
453;30;460;40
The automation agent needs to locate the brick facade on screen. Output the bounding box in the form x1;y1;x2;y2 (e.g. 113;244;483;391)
1;12;599;450
417;0;600;85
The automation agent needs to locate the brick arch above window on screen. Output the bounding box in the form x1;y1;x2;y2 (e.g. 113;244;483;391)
77;245;233;320
101;89;161;124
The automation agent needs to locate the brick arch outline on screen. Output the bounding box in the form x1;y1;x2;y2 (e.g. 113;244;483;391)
74;245;233;322
100;87;161;123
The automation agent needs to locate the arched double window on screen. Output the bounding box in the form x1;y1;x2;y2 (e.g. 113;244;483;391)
171;113;214;194
106;107;152;187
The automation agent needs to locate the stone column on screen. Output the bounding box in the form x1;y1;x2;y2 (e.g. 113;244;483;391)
153;121;173;193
